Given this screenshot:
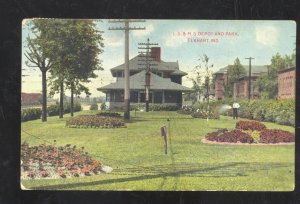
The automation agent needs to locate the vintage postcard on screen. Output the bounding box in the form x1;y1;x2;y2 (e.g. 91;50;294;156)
21;19;295;191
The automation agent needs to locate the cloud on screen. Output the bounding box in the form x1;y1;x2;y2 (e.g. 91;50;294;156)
104;35;123;47
132;24;154;37
255;26;279;47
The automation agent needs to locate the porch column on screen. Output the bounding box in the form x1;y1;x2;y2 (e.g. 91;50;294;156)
152;91;154;103
162;90;165;103
138;91;141;103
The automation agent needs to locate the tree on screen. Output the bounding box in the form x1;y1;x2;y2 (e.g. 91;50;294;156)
255;52;294;99
224;58;245;98
187;54;214;103
24;21;54;122
44;19;104;118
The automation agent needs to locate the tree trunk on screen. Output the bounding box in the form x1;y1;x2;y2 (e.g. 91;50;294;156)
41;70;47;122
70;83;74;117
59;79;64;118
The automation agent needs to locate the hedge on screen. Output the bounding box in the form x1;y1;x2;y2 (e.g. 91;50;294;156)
192;98;295;126
21;108;42;122
48;101;82;116
178;103;220;119
130;103;179;111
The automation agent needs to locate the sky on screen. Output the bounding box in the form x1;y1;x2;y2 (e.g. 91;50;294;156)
21;19;296;98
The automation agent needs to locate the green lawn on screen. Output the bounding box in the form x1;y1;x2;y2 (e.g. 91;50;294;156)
21;111;295;191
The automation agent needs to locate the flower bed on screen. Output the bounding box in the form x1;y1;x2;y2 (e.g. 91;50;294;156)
205;120;294;144
191;110;220;119
205;129;254;143
66;115;125;128
260;129;295;143
21;142;111;179
236;121;266;131
177;108;194;115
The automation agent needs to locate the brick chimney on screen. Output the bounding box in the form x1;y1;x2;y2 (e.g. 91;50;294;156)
150;47;161;62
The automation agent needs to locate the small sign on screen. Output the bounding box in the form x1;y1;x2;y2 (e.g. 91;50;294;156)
161;125;167;154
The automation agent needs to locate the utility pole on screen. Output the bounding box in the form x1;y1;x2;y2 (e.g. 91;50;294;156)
109;19;145;120
245;57;254;101
138;38;158;112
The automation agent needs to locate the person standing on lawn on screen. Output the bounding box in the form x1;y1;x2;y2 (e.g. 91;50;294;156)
232;101;240;119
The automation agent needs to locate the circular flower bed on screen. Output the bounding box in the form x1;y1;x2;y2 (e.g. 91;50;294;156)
66;115;125;128
21;142;112;180
204;121;294;144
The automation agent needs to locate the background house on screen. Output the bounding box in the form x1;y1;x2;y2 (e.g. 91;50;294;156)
214;65;268;100
214;67;228;100
21;92;42;106
278;66;296;99
98;47;191;109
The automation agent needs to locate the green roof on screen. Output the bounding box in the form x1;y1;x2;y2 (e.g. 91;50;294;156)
214;65;268;75
110;55;187;75
98;70;192;92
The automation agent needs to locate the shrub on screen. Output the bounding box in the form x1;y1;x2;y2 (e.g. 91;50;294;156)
66;115;125;128
21;108;42;122
177;109;193;115
96;112;121;118
206;129;253;143
100;102;106;110
48;101;82;116
130;103;145;111
177;106;195;115
64;101;82;113
90;103;98;111
259;129;295;143
191;108;220;119
47;104;60;116
236;121;266;131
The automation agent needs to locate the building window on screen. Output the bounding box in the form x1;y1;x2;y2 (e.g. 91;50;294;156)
154;92;163;103
130;91;138;103
164;91;177;103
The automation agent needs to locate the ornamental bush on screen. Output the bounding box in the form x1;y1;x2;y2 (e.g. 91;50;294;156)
47;104;60;116
66;115;125;128
21;108;42;122
90;103;98;111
